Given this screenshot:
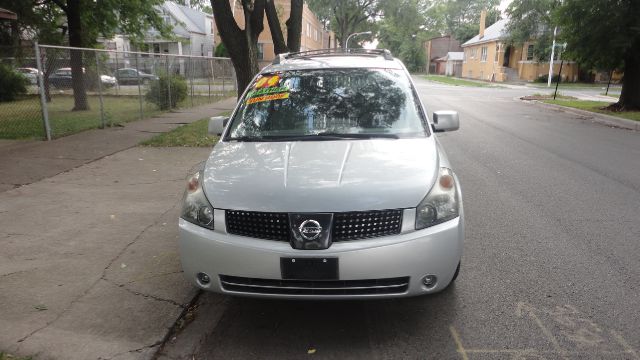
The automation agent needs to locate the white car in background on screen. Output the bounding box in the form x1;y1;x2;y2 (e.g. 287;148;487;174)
16;67;41;85
179;49;464;299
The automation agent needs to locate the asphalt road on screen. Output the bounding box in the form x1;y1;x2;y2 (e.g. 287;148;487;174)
161;77;640;360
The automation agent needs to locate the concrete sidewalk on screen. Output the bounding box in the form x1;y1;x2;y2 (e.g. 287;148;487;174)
0;147;214;359
0;97;237;193
0;99;236;359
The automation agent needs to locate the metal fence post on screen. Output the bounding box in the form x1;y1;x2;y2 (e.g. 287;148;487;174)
95;53;106;128
222;60;226;94
166;56;172;111
34;42;51;141
208;59;212;101
135;54;143;120
114;50;119;97
189;56;194;107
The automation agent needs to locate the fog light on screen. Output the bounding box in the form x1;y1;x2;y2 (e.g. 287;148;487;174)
422;275;437;287
197;272;211;285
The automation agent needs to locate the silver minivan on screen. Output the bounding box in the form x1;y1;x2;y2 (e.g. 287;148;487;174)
179;49;463;299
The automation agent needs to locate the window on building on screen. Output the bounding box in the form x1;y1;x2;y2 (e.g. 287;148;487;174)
495;43;500;62
153;43;160;54
481;46;488;61
527;44;534;60
307;23;311;37
463;50;467;63
257;43;264;60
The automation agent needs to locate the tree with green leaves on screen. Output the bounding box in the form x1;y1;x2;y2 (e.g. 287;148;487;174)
426;0;500;43
556;0;640;110
1;0;173;111
307;0;379;47
504;0;556;63
211;0;303;98
377;0;433;72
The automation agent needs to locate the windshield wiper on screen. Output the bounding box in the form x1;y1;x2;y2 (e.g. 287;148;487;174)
315;132;399;139
227;133;399;142
226;136;272;142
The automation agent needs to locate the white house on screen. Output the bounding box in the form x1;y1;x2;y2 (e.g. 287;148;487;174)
143;1;215;57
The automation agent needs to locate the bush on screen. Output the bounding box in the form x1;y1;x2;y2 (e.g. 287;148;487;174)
534;74;560;83
0;63;29;102
214;43;229;57
145;73;188;110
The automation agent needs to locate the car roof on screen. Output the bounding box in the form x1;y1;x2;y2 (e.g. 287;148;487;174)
262;49;405;73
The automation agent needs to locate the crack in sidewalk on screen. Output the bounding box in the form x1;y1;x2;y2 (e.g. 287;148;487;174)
15;200;181;348
104;278;186;308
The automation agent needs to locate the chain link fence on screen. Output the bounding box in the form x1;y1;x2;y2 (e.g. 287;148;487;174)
0;44;236;140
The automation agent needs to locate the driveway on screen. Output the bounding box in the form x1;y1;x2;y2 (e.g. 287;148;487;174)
159;78;640;359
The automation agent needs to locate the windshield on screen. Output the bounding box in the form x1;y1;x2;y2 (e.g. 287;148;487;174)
226;68;428;141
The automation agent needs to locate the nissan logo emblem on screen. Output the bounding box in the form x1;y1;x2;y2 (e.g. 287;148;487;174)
299;219;322;241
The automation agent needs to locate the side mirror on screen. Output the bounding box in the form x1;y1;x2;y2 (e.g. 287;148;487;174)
432;110;459;132
208;116;229;136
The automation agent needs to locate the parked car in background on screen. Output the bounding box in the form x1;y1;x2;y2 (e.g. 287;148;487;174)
179;49;464;299
114;68;159;85
48;67;117;89
15;67;41;85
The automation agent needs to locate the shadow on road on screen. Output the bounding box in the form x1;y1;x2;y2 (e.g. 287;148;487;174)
195;287;462;359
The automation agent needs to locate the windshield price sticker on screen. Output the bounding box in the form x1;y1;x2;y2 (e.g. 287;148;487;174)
246;92;290;104
246;75;289;104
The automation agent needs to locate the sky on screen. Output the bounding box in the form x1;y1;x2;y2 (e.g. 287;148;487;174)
500;0;513;13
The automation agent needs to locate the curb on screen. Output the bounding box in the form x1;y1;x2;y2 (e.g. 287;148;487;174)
525;99;639;131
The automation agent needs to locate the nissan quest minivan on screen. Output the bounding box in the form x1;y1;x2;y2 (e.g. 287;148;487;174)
178;49;463;299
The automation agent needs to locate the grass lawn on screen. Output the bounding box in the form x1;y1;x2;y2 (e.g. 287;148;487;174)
528;82;621;90
0;352;31;360
0;94;231;140
140;112;230;147
542;99;640;122
422;74;495;87
0;95;161;140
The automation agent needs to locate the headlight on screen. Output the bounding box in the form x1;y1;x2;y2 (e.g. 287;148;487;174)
181;170;214;229
415;167;459;229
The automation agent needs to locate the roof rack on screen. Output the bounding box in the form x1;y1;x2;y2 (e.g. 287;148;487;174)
271;48;394;65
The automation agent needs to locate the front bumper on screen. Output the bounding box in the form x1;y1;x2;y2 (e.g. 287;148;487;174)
178;210;463;299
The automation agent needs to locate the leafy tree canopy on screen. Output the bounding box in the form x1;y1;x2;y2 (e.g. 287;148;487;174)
306;0;379;47
505;0;556;61
556;0;640;109
377;0;434;72
426;0;501;43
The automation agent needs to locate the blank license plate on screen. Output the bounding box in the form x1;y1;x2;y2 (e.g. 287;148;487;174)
280;257;338;280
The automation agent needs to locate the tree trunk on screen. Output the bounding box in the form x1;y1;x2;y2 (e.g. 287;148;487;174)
211;0;264;98
265;0;288;54
617;47;640;111
66;0;89;111
286;0;303;52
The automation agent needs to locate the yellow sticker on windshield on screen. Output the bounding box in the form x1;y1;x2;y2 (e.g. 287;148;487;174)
246;92;289;104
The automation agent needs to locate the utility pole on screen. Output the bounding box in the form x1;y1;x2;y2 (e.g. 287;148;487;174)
548;26;557;87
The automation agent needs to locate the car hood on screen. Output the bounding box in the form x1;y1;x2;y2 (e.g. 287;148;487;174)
203;138;439;212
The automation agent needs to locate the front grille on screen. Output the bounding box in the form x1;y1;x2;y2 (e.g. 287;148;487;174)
333;209;403;241
225;209;403;242
220;275;410;295
226;210;290;241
